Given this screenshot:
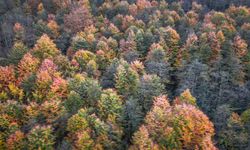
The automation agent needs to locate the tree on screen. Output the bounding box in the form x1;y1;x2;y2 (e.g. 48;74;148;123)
52;0;72;9
86;60;99;78
120;30;137;58
122;96;144;144
33;70;53;103
71;50;96;72
136;0;151;11
66;109;89;133
70;33;95;52
31;34;60;60
32;59;61;103
241;108;250;125
47;20;60;38
64;5;93;33
13;23;25;42
136;30;156;57
8;42;28;65
241;108;250;139
64;91;83;114
130;60;145;75
27;125;55;150
233;35;248;58
66;108;120;149
101;59;121;88
0;65;25;101
138;74;165;113
47;76;68;100
115;60;139;97
6;130;26;150
38;59;58;76
53;55;75;78
217;113;249;149
98;89;123;121
40;99;65;124
129;125;156;150
173;89;197;106
161;26;181;67
213;104;232;134
226;5;250;26
199;32;221;63
145;45;171;85
68;74;102;108
241;23;250;45
17;53;39;85
33;21;54;40
131;95;216;149
0;66;16;92
182;32;199;61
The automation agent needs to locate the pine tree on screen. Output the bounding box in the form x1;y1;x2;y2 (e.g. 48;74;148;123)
145;45;171;85
115;60;139;97
8;42;28;65
68;74;102;108
138;74;165;113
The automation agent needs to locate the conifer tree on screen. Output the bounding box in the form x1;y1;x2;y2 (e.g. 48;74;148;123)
115;60;139;97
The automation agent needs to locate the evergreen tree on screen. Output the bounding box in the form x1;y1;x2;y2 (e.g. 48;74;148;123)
115;60;139;97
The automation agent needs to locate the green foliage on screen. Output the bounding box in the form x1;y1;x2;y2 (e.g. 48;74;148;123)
145;46;170;84
68;75;102;107
66;108;121;149
67;109;89;132
64;91;83;114
115;60;139;97
33;21;54;38
218;113;249;149
86;60;99;77
138;74;165;112
241;109;250;124
72;50;96;72
101;58;120;88
32;34;60;60
54;55;76;77
8;42;28;65
71;34;93;51
98;89;123;120
122;96;144;141
27;125;55;150
1;1;250;149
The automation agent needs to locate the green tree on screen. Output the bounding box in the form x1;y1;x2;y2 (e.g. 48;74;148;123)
32;34;60;60
115;60;139;97
27;125;55;150
98;89;123;121
8;42;28;65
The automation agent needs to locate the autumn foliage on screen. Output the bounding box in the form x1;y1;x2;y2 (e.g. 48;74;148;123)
131;95;216;150
0;1;249;149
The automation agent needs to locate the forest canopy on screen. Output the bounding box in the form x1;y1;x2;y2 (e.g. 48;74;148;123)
0;0;250;149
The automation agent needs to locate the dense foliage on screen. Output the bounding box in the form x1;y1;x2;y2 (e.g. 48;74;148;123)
0;0;250;149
